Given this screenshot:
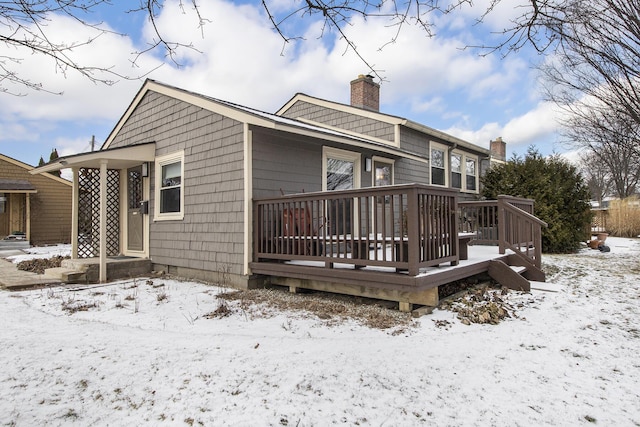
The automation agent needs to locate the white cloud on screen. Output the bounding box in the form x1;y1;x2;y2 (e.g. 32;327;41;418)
444;101;561;155
502;101;559;146
0;14;160;121
0;0;567;166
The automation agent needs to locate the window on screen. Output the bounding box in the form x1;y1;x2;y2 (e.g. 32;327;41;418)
374;159;393;187
466;158;477;191
327;158;354;191
450;151;479;193
451;154;462;189
323;147;361;191
431;146;446;186
154;151;184;220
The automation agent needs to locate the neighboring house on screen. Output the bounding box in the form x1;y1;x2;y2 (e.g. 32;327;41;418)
32;77;520;289
0;154;72;245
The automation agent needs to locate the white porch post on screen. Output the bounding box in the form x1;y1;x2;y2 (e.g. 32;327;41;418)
99;160;108;282
71;168;79;259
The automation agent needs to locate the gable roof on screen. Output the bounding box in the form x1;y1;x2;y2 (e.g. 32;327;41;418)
0;153;71;186
277;93;490;155
101;79;430;163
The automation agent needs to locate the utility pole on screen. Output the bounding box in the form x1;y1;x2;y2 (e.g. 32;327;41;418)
90;135;95;151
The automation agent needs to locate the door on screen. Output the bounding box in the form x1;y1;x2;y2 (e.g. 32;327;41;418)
373;159;394;236
127;166;144;252
324;148;361;236
0;193;9;238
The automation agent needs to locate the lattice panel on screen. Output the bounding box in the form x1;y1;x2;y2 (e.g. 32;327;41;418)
77;168;120;258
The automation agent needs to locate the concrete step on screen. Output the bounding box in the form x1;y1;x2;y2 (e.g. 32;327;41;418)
44;267;87;284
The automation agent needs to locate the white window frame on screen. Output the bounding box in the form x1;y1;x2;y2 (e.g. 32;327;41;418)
450;152;462;190
154;151;185;221
451;150;479;194
430;142;448;187
372;156;395;187
465;156;478;193
322;147;361;191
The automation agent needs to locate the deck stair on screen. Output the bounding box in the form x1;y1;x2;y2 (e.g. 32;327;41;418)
488;253;546;292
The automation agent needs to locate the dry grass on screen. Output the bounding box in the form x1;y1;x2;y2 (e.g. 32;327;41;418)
206;282;526;331
17;256;69;274
607;197;640;237
210;287;418;333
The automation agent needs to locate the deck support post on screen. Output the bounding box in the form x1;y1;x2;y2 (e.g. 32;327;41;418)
399;301;413;312
407;187;420;276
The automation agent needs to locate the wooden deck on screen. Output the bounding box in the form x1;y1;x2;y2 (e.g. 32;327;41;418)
251;184;548;312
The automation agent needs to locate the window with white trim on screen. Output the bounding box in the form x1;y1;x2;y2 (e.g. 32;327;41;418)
323;147;361;191
450;151;479;193
154;151;184;220
451;153;462;189
466;158;477;191
430;144;447;186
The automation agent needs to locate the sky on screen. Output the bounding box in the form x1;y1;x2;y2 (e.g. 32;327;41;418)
0;0;571;168
1;237;639;425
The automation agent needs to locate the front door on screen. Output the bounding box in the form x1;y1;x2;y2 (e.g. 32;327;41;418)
127;166;144;252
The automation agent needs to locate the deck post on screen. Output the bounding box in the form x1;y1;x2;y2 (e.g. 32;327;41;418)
407;187;420;275
498;197;506;255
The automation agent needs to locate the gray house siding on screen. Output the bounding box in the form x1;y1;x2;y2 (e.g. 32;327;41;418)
399;127;429;158
252;129;323;199
280;101;396;143
393;158;429;185
109;91;247;282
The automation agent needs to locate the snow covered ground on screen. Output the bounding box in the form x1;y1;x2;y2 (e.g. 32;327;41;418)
1;238;639;426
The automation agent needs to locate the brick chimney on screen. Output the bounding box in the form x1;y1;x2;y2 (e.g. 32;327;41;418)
350;74;379;111
490;137;506;162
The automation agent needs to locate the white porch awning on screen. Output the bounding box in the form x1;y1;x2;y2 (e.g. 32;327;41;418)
29;142;156;174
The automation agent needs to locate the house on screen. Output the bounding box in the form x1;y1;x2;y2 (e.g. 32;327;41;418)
274;75;498;198
32;78;544;311
0;153;72;245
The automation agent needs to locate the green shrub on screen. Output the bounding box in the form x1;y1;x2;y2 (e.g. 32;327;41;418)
481;147;592;253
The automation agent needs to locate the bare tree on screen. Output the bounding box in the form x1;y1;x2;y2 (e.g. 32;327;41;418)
534;1;640;145
0;0;204;95
564;109;640;199
579;151;610;206
2;0;638;101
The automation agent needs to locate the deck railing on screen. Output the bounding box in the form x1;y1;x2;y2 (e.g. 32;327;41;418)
253;184;459;275
459;196;547;268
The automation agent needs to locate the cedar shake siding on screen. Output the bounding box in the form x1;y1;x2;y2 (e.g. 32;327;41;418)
109;90;246;279
0;156;72;244
398;127;430;158
252;128;323;198
280;100;396;143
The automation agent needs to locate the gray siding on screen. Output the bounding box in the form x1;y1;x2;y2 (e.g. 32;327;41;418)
111;91;246;277
399;127;429;157
393;158;429;185
252;129;323;198
281;101;396;143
